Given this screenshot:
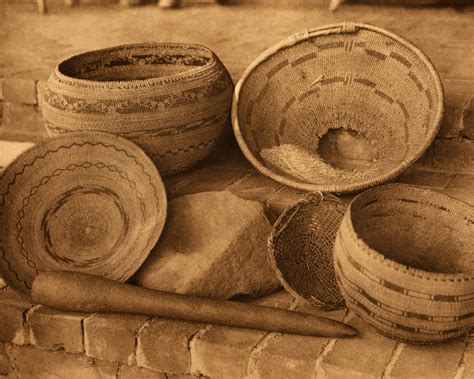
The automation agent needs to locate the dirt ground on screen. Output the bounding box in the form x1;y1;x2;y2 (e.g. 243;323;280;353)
1;1;473;85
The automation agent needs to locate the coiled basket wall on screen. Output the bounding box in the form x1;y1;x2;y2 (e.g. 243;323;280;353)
333;184;474;344
268;192;346;310
43;43;234;176
233;22;443;193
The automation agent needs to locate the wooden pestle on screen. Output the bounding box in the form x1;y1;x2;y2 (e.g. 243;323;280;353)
32;271;357;338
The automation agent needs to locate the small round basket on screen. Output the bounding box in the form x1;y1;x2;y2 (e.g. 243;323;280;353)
268;192;346;310
43;43;234;176
334;184;474;344
0;132;167;294
233;22;443;193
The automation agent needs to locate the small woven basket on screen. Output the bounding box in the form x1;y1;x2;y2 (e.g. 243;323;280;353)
268;192;346;310
43;43;234;176
233;22;443;193
334;184;474;344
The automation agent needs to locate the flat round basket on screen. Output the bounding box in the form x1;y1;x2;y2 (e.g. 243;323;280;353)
0;132;167;294
233;22;443;193
43;43;234;176
268;192;346;310
334;184;474;344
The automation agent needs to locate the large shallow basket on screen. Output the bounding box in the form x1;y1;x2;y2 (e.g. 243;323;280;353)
43;43;234;176
334;184;474;344
268;192;346;310
233;22;443;193
0;132;167;294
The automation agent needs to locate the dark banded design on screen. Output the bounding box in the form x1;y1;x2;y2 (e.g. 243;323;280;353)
333;184;474;344
291;52;318;67
256;83;270;103
336;259;474;322
266;59;289;79
281;96;296;113
389;51;413;69
408;71;424;91
318;41;345;50
354;78;377;88
374;89;394;103
365;48;387;60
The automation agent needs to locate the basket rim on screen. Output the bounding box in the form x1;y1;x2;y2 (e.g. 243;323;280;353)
344;183;474;281
53;42;218;89
232;22;445;193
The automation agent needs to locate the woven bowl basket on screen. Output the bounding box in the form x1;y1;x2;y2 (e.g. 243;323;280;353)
268;192;346;310
43;43;234;176
333;184;474;344
232;22;443;193
0;132;167;294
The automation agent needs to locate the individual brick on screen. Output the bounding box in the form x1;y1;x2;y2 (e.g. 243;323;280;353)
412;145;434;169
398;167;454;190
28;306;86;353
36;80;47;111
433;138;474;173
118;364;167;379
318;314;397;378
0;343;13;375
438;79;474;138
0;289;34;344
2;78;37;105
389;338;465;378
190;326;267;378
204;144;254;172
438;93;471;138
441;173;474;205
250;304;346;378
251;333;326;379
458;332;474;378
463;99;474;139
5;344;117;378
225;172;282;203
2;102;48;140
163;167;248;199
84;313;148;365
136;318;204;374
0;140;35;175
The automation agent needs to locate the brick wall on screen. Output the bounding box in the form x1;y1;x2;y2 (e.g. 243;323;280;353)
2;287;474;378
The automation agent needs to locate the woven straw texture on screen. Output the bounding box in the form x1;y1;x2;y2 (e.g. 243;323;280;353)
269;192;346;310
43;43;234;176
333;184;474;344
232;22;443;193
0;132;167;294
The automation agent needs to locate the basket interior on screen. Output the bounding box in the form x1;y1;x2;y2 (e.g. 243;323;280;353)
58;44;213;81
272;199;346;308
351;186;474;275
237;26;442;189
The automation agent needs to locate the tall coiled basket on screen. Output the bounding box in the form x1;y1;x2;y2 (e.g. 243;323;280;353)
43;43;234;176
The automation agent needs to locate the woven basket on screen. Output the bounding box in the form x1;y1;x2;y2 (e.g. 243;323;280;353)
268;192;346;310
232;22;443;193
0;132;167;294
333;184;474;344
43;43;234;176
